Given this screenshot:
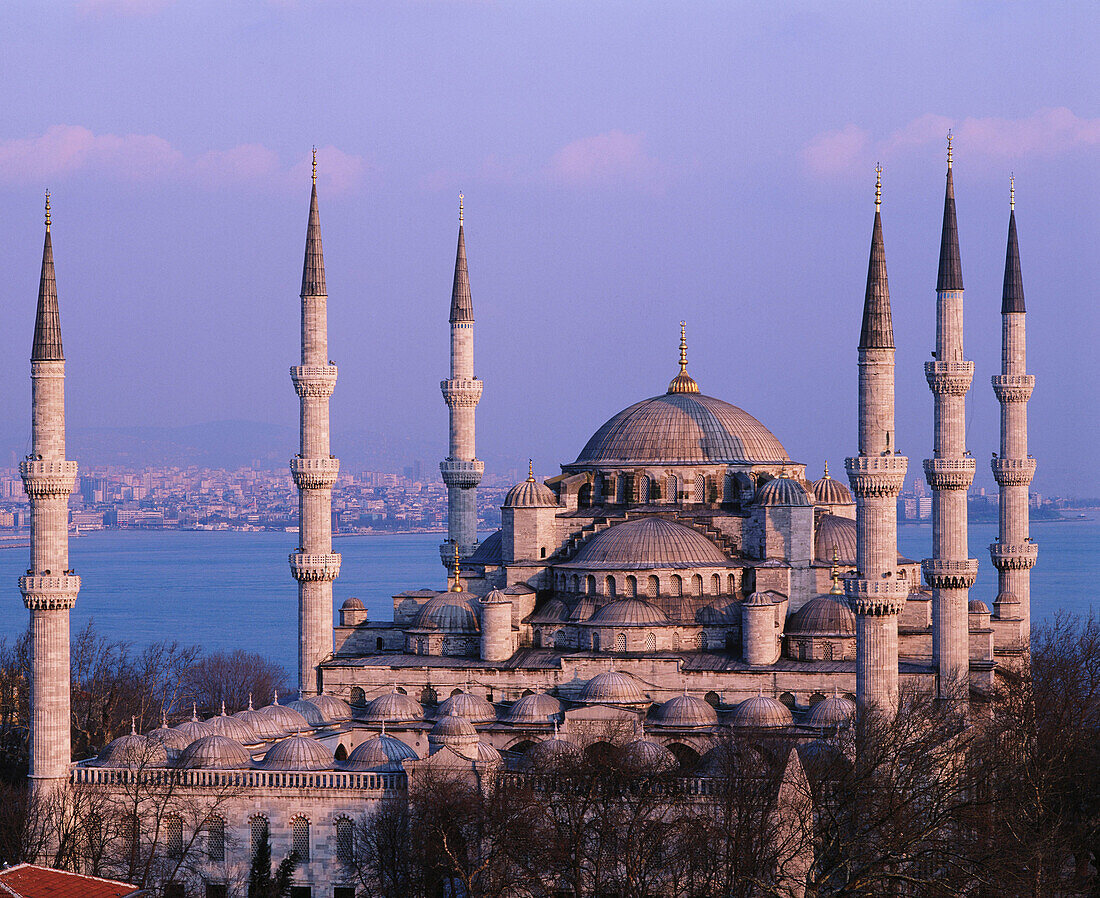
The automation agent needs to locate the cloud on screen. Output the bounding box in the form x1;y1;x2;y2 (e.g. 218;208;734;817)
801;108;1100;177
546;130;661;189
0;125;370;193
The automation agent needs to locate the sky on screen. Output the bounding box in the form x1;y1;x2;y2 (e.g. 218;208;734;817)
0;1;1097;495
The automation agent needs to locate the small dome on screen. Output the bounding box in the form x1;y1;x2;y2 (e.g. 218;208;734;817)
651;695;718;728
344;734;419;771
208;709;260;744
473;741;502;764
969;599;990;613
812;468;854;505
621;738;677;772
261;733;332;771
529;598;570;623
994;591;1021;606
578;670;647;705
341;596;365;611
285;700;327;728
436;691;497;723
729;694;793;729
504;692;563;725
588;598;670;627
172;713;215;745
567;517;730;570
481;588;510;605
504;473;558;508
428;715;479;752
176;734;252;770
815;514;857;564
235;702;285;741
806;694;857;729
699;741;765;777
305;693;353;723
411;592;481;633
786;595;856;636
525;737;580;767
258;697;311;736
148;721;190;757
361;691;425;723
96;729;167;768
467;529;504;565
743;591;775;607
755;477;814;507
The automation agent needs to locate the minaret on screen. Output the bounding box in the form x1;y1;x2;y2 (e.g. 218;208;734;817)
990;178;1036;648
845;166;908;715
289;151;340;696
20;192;81;793
439;194;484;567
922;135;978;704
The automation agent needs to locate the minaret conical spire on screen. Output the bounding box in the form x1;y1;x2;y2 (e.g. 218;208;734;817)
1002;180;1025;314
32;191;63;362
859;164;893;350
936;133;964;292
450;193;473;323
300;150;327;297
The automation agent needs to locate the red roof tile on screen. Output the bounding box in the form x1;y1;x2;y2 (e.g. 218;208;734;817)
0;864;141;898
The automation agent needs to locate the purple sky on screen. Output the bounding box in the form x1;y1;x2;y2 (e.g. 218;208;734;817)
0;2;1096;495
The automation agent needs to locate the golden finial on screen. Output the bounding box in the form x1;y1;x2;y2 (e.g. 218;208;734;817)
44;190;51;232
874;163;882;212
459;192;464;225
679;320;688;371
667;320;699;393
946;130;953;169
823;461;830;479
830;547;843;595
312;146;317;186
527;459;534;482
1010;173;1015;211
450;543;463;592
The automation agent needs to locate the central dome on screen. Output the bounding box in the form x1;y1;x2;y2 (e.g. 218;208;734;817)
567;517;730;569
573;391;789;466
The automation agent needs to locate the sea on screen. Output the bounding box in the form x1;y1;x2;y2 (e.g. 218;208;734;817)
0;521;1095;678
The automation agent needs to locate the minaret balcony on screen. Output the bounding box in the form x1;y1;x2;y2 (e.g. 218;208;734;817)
922;457;976;491
991;374;1035;403
921;558;979;590
288;552;342;582
440;458;485;489
990;457;1036;486
440;378;483;407
19;574;80;610
19;459;77;498
290;365;338;398
844;455;907;498
989;542;1038;571
843;577;908;616
924;360;974;396
290;456;340;489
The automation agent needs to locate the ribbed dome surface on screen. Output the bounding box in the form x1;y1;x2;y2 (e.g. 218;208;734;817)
806;694;857;729
589;598;670;626
305;693;352;723
285;700;327;728
474;741;502;764
786;595;856;636
411;592;480;633
361;691;425;723
578;671;647;705
621;738;678;772
815;514;857;564
340;596;364;611
258;700;311;737
755;477;814;507
568;518;729;570
261;734;332;770
812;473;854;505
236;706;285;741
504;478;558;508
481;588;510;605
730;695;793;729
208;711;259;743
97;731;168;768
651;695;718;727
344;734;419;770
525;737;580;766
436;692;496;723
172;716;215;745
428;715;479;751
504;692;563;724
573;392;789;466
148;723;190;756
177;734;252;769
969;599;990;613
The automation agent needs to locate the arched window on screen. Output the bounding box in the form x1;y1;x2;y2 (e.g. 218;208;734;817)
605;576;616;597
165;814;183;860
533;630;542;649
615;633;627;653
695;475;706;503
592;632;600;651
334;743;348;761
615;475;625;504
779;692;796;710
626;576;637;597
585;575;596;596
704;691;720;707
728;573;737;594
121;814;139;861
376;637;384;652
594;474;604;502
250;816;269;862
809;692;827;707
350;687;365;706
647;575;659;599
554;630;569;649
206;816;225;861
451;687;464;697
696;632;707;651
639;474;651;503
712;573;721;595
291;816;310;863
571;575;580;593
420;685;438;705
645;633;656;652
725;632;737;653
667;474;678;504
673;631;681;650
671;575;682;597
691;574;703;597
335;817;354;867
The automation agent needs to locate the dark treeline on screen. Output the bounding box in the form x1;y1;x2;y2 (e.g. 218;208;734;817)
0;620;289;780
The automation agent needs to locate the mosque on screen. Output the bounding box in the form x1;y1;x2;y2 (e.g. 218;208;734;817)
18;142;1036;895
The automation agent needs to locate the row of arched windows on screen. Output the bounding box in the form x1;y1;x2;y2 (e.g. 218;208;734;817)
247;814;355;866
558;572;738;597
585;471;752;506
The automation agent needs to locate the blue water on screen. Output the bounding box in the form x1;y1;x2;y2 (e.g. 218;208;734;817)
0;521;1094;677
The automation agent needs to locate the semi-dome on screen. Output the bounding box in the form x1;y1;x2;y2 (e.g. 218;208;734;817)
578;670;648;705
176;734;252;770
361;690;425;723
729;694;793;729
504;469;558;508
504;692;563;725
806;693;857;729
755;477;814;507
785;595;856;636
305;693;352;723
260;733;332;771
621;738;678;772
428;715;479;752
812;466;854;505
588;598;670;627
208;706;260;744
436;691;497;723
96;727;168;768
566;517;730;570
815;514;857;564
344;734;419;771
572;391;789;467
258;696;311;736
651;694;718;728
285;699;327;728
411;592;480;633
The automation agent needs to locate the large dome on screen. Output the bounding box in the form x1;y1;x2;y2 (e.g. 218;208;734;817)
573;391;789;466
566;517;730;570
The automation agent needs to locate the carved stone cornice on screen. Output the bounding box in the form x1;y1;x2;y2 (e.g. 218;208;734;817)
290;456;340;490
991;374;1035;403
923;457;976;491
921;558;979;590
290;365;338;398
19;574;80;610
19;459;77;498
925;360;974;396
844;455;907;498
843;577;908;616
990;457;1036;486
989;542;1038;571
440;458;485;489
440;378;483;408
289;552;342;582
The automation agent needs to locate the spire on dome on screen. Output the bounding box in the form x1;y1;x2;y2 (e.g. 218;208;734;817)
667;320;700;393
859;165;894;350
527;459;534;482
830;548;843;595
936;133;964;292
450;193;473;323
1002;179;1025;314
32;190;64;362
300;157;327;297
449;542;464;592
